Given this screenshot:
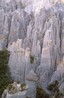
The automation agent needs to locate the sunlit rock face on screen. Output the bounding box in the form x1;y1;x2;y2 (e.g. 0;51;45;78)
1;0;64;96
8;39;31;82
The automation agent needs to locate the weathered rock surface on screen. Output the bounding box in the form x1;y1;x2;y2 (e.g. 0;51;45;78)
1;0;64;98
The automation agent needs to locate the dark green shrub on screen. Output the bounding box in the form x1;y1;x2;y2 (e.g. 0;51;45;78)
47;80;59;93
30;55;34;64
47;80;64;98
26;97;31;98
21;83;26;91
55;93;64;98
0;50;12;97
7;83;17;94
7;84;13;91
36;87;49;98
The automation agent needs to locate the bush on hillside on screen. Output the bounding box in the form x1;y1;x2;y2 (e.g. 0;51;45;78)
0;49;12;97
36;87;49;98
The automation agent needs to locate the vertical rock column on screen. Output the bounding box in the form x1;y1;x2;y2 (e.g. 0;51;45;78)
8;39;31;83
26;70;38;98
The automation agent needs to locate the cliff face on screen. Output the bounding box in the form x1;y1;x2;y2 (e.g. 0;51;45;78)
1;0;64;93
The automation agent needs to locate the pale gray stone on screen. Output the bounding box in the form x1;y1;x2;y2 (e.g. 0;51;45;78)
1;1;64;97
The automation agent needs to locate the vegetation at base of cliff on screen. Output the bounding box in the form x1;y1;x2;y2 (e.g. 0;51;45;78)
47;80;59;93
0;49;12;97
36;87;49;98
36;81;64;98
30;55;34;64
48;80;64;98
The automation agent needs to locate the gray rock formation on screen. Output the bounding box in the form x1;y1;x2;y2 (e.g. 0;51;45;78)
6;91;27;98
1;0;64;98
26;70;38;98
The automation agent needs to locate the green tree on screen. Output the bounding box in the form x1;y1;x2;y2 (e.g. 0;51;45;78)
0;50;12;97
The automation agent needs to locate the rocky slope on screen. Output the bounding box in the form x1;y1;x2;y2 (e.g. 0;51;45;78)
1;0;64;98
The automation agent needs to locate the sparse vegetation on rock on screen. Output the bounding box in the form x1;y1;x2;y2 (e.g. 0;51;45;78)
48;80;64;98
7;83;17;94
6;82;27;94
30;55;34;64
48;80;59;93
21;83;26;91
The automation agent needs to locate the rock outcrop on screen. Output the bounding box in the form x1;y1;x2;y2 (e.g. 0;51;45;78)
1;0;64;98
